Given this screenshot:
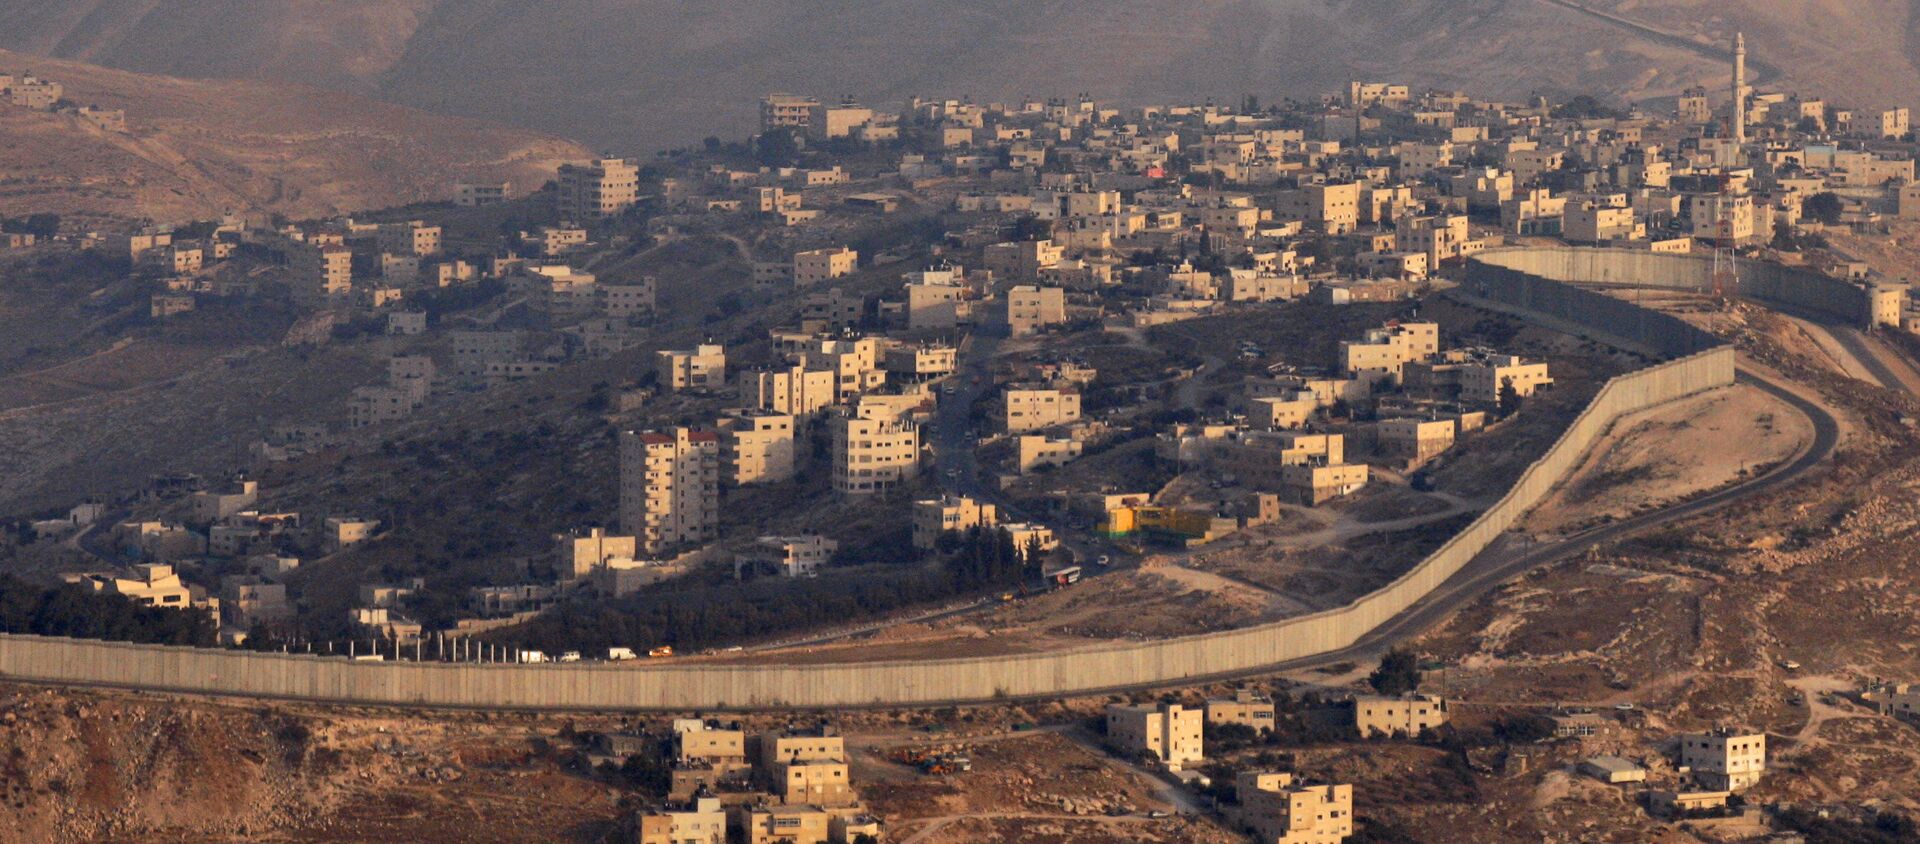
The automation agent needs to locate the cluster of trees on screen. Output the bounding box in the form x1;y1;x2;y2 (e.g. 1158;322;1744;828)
0;575;215;646
0;213;60;237
505;527;1043;653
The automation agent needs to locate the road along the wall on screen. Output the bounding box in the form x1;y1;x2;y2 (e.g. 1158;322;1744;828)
0;265;1738;711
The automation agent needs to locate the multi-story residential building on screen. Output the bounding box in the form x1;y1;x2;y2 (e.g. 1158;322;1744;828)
667;719;751;800
290;244;353;305
1339;322;1440;384
1679;729;1767;791
831;414;920;496
1377;418;1456;466
793;247;859;286
748;364;839;418
911;495;999;550
1206;689;1278;733
1461;354;1553;404
454;181;510;207
801;336;887;398
557;158;640;219
752;535;838;578
760;93;821;133
716;409;796;485
1276;182;1361;234
1017;435;1084;473
1004;385;1081;433
883;344;957;379
1354;694;1450;738
1563;194;1642;244
657;344;727;391
1106;702;1204;770
556;527;640;579
69;564;217;617
619;428;721;555
1230;771;1354;844
377;220;442;257
807;102;874;139
741;805;830;844
1006;285;1067;337
631;796;727;844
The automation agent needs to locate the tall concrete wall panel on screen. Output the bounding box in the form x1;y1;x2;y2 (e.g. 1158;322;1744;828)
1470;247;1871;327
0;262;1739;711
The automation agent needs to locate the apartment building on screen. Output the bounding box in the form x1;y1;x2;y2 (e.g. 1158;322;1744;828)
290;244;353;305
748;364;839;417
668;719;751;800
1354;694;1450;738
793;247;858;286
619;428;721;555
753;535;838;578
741;805;830;844
1461;354;1553;404
831;414;920;496
1339;322;1440;384
1006;285;1068;337
760;93;820;133
983;239;1064;278
807;102;874;139
377;220;442;257
904;271;971;329
1564;194;1642;244
1206;689;1278;733
454;181;510;207
1276;182;1361;234
632;797;727;844
557;158;640;219
716;409;797;485
911;495;999;550
556;527;640;579
1018;435;1083;473
1004;385;1082;433
1230;771;1354;844
1679;729;1767;791
1105;702;1204;770
1377;418;1456;466
883;344;958;379
801;336;887;398
600;278;658;318
657;344;727;391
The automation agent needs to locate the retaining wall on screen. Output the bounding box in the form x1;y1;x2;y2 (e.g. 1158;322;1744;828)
1470;246;1873;327
0;268;1737;711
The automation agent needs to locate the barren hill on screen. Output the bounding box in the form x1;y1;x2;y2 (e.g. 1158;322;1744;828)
0;1;1916;151
0;48;591;227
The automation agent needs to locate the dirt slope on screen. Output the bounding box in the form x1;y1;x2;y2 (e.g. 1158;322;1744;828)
0;48;591;226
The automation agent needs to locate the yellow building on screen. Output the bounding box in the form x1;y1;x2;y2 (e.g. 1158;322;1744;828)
1355;694;1449;738
716;409;797;485
1105;702;1204;770
619;428;720;555
794;247;859;286
657;344;727;391
831;414;919;496
912;495;999;550
557;158;639;219
1231;771;1354;844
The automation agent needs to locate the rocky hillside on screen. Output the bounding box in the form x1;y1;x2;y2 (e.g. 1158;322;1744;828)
0;48;591;226
0;1;1914;150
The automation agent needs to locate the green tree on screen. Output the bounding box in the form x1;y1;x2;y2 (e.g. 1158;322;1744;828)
1804;191;1845;226
1367;648;1422;696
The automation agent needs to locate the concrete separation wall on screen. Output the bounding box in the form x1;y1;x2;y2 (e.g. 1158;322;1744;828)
0;268;1737;711
1470;247;1874;328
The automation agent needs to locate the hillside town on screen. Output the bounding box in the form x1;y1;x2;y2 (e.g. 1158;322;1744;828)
7;31;1920;844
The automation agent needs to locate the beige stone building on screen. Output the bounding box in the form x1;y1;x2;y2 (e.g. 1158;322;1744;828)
831;414;920;495
1339;322;1439;384
747;363;838;418
1377;418;1456;466
1461;354;1552;404
1355;694;1450;738
557;158;640;219
632;796;727;844
454;181;510;207
753;535;838;578
912;495;999;550
741;805;830;844
1276;182;1361;234
619;428;721;555
70;564;217;617
1006;285;1068;336
556;527;640;580
1206;689;1277;733
377;220;442;257
1106;702;1204;770
794;247;859;286
760;93;819;133
1018;435;1083;473
291;244;353;305
716;409;797;485
657;344;727;391
1004;385;1082;433
1230;771;1354;844
1679;729;1766;791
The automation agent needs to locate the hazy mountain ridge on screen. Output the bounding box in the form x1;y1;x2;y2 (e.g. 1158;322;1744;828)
0;1;1916;151
0;48;590;226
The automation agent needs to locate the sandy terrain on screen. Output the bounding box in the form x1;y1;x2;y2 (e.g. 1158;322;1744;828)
1528;383;1813;536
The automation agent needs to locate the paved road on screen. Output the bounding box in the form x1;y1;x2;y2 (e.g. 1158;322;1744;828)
1247;367;1838;678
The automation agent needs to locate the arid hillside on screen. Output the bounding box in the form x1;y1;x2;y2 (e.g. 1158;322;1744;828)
0;1;1914;150
0;48;591;227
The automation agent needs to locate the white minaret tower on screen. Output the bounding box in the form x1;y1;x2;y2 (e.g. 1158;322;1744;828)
1732;32;1748;144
